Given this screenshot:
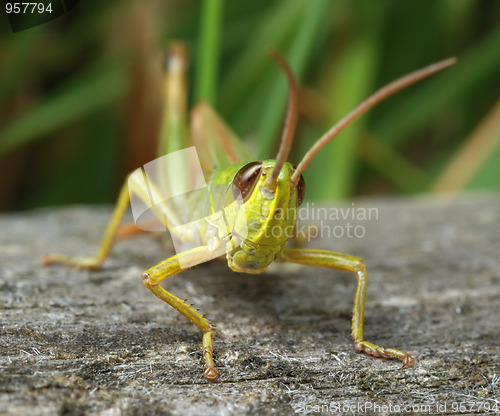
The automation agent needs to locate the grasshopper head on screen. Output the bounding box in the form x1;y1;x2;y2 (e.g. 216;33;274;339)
227;159;305;274
224;49;304;275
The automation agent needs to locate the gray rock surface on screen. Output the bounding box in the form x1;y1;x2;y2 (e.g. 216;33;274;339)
1;193;499;415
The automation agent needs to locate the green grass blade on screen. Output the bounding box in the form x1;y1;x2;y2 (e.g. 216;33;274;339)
305;3;387;200
0;29;41;108
0;57;128;156
373;24;500;147
360;135;430;193
255;0;333;159
219;0;304;122
195;0;224;106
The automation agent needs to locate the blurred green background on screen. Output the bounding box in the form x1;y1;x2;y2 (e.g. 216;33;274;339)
0;0;499;211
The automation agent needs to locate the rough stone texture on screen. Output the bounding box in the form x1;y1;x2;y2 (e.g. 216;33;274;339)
1;193;499;415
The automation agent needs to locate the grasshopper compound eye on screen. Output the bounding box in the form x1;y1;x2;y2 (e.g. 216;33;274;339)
232;162;264;203
295;173;306;206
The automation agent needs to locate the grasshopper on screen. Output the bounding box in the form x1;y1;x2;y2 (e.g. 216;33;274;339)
42;43;456;380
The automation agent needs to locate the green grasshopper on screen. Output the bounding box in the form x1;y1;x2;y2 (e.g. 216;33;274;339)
42;43;456;380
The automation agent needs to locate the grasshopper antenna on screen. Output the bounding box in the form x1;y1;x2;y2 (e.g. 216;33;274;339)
266;48;299;190
290;57;458;186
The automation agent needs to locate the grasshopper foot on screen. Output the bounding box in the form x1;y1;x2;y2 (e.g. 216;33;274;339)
204;365;218;380
202;331;218;380
41;254;102;270
354;339;414;367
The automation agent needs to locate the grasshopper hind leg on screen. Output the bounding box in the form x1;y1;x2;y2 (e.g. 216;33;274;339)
280;248;414;367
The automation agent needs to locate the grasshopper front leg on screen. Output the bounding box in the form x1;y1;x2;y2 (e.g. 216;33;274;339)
280;248;414;367
141;246;218;380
